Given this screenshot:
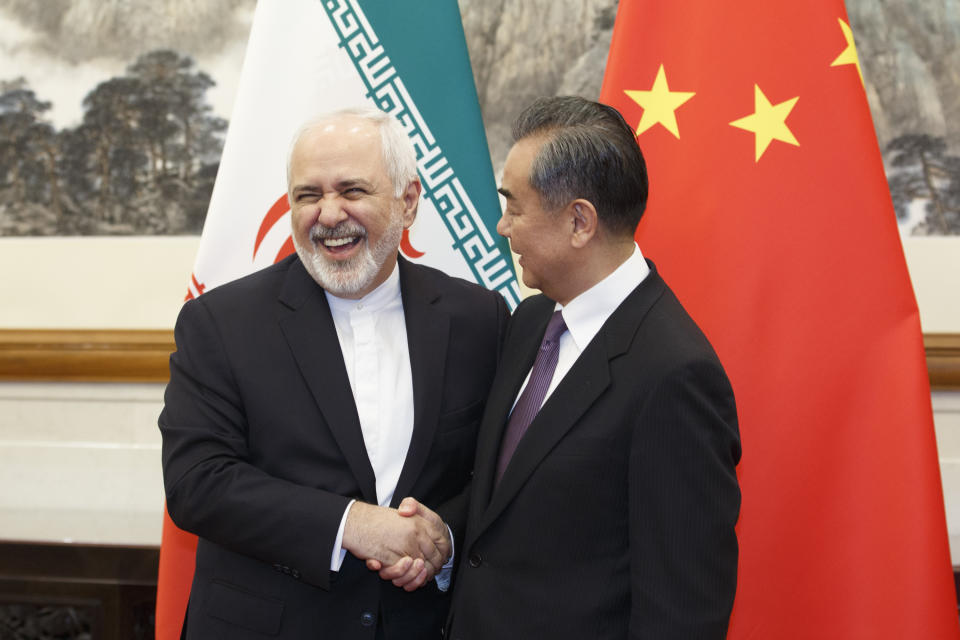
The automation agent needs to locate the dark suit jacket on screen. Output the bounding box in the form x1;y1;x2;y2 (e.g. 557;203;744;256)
159;255;508;640
447;261;741;640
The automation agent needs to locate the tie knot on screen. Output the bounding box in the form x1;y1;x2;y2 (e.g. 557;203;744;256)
542;310;567;347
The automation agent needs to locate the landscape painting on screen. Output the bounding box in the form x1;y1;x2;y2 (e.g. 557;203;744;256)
0;0;957;237
0;0;254;236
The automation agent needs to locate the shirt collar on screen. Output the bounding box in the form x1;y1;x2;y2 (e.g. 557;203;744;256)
325;261;402;314
559;246;650;351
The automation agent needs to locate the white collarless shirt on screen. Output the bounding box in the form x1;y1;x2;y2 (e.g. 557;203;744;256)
326;265;415;569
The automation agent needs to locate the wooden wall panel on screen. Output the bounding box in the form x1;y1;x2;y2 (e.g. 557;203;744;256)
0;330;957;389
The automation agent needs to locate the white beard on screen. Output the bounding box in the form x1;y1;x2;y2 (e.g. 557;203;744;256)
293;211;404;297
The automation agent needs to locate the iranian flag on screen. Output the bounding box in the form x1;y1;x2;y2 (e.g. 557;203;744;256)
600;1;959;638
155;1;517;637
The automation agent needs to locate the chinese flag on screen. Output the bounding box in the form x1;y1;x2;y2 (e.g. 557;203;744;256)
600;2;959;638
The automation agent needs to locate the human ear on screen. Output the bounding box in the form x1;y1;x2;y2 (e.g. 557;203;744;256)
570;200;598;248
401;179;422;227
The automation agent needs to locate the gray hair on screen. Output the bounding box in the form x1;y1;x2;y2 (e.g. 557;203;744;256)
512;96;648;236
287;105;418;198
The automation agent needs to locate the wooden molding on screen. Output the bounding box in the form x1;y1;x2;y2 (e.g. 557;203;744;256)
0;330;174;382
0;329;958;389
926;333;960;390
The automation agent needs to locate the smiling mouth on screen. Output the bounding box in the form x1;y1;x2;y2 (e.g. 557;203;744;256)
318;236;361;255
309;220;365;253
323;236;360;248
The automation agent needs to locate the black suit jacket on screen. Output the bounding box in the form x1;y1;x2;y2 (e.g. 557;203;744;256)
159;255;508;639
448;261;741;640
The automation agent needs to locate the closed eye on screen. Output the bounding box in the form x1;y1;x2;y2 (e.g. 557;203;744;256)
342;187;370;199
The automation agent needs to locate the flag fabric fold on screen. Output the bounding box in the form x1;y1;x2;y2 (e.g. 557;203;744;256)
156;1;517;637
600;2;958;637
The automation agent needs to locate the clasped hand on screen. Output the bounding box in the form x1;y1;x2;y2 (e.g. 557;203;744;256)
342;497;450;591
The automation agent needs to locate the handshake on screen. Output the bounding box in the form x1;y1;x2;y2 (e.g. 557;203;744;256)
342;497;451;592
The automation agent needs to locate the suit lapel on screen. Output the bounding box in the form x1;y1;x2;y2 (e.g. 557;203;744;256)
471;265;668;540
277;259;378;504
475;343;611;535
468;306;547;524
391;259;449;507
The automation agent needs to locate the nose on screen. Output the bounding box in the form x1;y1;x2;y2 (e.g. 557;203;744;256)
316;195;348;228
496;213;510;237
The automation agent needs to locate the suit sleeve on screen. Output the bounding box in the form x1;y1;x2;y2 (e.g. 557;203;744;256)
628;357;741;639
159;297;350;590
434;289;511;556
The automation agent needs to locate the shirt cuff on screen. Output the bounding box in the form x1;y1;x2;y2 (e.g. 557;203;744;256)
434;524;455;591
330;499;356;571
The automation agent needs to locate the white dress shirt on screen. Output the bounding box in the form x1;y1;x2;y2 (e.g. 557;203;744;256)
514;246;651;409
326;264;414;569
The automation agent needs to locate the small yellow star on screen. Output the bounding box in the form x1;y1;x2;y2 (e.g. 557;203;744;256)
624;64;695;138
729;85;799;162
831;18;864;86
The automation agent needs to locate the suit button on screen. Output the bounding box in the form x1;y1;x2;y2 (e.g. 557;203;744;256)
291;569;301;579
360;611;376;627
468;553;482;568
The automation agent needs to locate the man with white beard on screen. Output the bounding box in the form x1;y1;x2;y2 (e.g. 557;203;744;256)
159;107;509;639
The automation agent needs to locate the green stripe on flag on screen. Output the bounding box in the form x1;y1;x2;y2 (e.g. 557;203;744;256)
321;0;520;309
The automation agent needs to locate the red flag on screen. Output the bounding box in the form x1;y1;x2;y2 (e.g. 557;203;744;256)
600;2;958;638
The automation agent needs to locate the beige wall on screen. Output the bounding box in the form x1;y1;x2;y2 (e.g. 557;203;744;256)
0;235;955;553
934;392;960;561
0;382;164;545
901;239;960;333
1;382;958;563
0;234;956;333
0;237;198;330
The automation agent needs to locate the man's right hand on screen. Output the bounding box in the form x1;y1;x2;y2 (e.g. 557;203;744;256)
341;500;450;583
364;498;452;591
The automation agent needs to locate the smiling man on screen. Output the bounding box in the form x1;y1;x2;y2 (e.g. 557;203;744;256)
288;114;414;299
159;107;508;639
444;96;742;639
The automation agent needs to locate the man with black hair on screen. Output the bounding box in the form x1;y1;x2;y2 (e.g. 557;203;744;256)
442;96;741;639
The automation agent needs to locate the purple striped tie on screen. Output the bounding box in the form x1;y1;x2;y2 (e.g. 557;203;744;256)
495;310;567;484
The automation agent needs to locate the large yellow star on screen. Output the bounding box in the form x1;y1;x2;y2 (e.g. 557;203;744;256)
831;18;864;86
729;85;799;162
624;64;695;138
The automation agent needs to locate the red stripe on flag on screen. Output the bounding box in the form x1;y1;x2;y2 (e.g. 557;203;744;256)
274;236;295;264
400;228;424;258
254;194;291;260
155;506;198;640
191;274;205;297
